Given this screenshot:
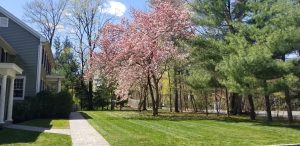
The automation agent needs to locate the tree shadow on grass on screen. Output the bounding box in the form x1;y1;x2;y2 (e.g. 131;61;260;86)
79;112;93;119
17;119;53;129
251;119;300;130
117;111;300;130
0;128;41;145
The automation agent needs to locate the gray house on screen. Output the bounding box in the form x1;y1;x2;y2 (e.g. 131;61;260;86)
0;6;63;125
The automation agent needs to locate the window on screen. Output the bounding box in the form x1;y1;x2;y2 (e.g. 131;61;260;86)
0;48;7;63
44;55;47;68
14;76;26;100
0;17;8;27
42;48;45;65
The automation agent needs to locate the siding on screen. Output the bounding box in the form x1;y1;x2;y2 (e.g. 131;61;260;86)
0;12;39;97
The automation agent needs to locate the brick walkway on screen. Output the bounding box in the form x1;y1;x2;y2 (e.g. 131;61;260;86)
5;124;70;135
69;112;110;146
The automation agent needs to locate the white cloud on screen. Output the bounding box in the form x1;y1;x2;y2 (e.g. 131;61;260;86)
56;24;66;32
101;1;126;17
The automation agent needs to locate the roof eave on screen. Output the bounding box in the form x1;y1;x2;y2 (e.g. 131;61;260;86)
0;6;46;42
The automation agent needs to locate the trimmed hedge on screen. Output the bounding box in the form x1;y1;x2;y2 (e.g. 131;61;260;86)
13;91;73;122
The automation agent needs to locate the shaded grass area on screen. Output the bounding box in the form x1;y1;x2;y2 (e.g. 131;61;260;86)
0;128;71;146
83;111;300;146
19;119;69;129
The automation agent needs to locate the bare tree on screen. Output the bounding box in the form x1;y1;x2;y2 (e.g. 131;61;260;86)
66;0;114;110
66;1;87;83
24;0;68;48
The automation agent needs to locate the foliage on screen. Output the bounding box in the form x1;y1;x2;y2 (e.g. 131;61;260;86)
93;77;116;110
54;91;74;118
13;91;73;122
54;36;80;91
30;91;56;118
86;1;192;115
188;0;300;120
13;101;32;122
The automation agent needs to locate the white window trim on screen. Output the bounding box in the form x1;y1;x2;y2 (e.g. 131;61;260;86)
13;76;26;100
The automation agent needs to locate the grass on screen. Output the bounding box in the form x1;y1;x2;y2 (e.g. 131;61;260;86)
82;111;300;146
0;128;71;146
19;119;69;129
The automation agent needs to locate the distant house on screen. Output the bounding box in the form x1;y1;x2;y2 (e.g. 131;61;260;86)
0;6;63;125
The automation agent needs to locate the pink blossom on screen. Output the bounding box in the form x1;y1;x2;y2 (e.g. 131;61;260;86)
86;1;192;99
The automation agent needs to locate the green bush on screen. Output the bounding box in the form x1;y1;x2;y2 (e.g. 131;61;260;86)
13;101;32;123
30;91;55;118
53;91;73;118
13;91;73;122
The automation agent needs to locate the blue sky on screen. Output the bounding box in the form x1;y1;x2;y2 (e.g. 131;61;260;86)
0;0;148;53
0;0;148;22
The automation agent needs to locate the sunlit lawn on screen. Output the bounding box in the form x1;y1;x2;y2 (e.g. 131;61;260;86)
0;128;71;146
83;111;300;146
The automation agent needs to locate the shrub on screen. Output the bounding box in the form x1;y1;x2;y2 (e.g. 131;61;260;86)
13;91;73;122
53;91;73;118
30;91;55;118
13;101;32;123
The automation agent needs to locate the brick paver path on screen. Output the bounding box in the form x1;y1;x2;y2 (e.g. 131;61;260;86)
5;124;70;135
69;112;110;146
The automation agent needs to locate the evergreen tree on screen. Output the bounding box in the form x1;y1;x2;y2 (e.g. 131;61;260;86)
55;36;80;96
189;0;247;116
190;0;300;122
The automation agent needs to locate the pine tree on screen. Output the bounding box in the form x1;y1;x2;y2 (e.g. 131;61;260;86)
190;0;300;121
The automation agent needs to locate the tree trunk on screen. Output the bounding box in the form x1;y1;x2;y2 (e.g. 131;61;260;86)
143;86;147;111
230;93;242;115
148;75;157;116
225;88;230;117
285;89;293;123
205;93;208;116
247;95;256;120
167;69;172;112
215;88;219;116
173;68;179;113
190;94;197;112
179;74;183;112
264;94;272;122
184;95;189;111
153;79;160;115
110;90;115;111
281;55;293;123
138;88;143;111
87;79;93;110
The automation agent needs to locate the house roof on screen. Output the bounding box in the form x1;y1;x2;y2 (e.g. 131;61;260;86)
0;6;47;42
0;6;55;65
0;36;16;55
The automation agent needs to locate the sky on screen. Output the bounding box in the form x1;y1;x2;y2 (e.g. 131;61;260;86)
0;0;148;26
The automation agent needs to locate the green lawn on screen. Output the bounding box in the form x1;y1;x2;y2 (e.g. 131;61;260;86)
19;119;69;129
82;111;300;146
0;128;71;146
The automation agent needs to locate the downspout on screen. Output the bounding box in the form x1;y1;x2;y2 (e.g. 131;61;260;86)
36;42;42;93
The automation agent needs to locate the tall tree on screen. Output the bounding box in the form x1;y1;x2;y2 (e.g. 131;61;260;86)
86;1;192;116
190;0;300;121
24;0;68;48
66;0;112;110
54;36;79;93
188;0;248;116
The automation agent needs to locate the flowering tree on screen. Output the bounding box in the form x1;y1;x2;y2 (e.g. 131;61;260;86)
86;1;192;116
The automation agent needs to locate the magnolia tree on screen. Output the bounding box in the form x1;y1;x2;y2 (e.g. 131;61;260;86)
86;2;192;116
